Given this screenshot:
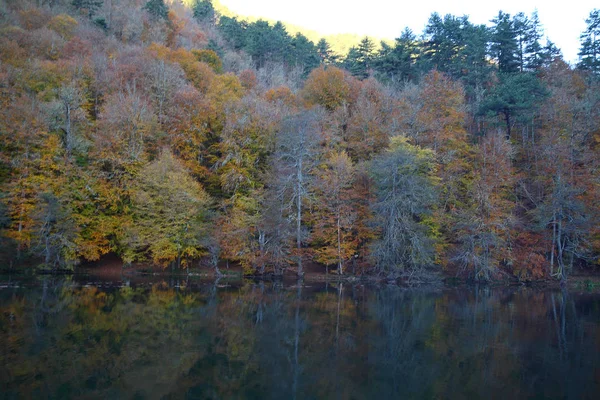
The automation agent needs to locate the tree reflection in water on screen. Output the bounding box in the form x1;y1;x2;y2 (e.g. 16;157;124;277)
1;279;599;399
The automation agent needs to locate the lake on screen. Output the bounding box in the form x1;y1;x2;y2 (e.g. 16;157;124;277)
1;277;599;399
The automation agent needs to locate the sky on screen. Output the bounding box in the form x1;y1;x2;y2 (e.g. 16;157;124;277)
219;0;597;64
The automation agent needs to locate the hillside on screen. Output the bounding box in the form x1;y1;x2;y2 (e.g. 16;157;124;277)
1;0;599;282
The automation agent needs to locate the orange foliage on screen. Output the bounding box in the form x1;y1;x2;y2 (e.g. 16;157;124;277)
265;86;297;108
416;70;467;151
18;8;50;30
239;69;257;90
513;232;548;280
302;66;358;111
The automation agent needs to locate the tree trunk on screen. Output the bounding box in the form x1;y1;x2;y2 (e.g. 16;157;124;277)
337;214;343;275
296;158;303;277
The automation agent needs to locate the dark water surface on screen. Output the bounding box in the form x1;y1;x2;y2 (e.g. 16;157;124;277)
1;277;599;399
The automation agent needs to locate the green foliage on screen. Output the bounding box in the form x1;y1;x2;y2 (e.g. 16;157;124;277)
490;11;520;73
479;72;548;138
143;0;168;21
344;37;376;79
192;0;215;24
578;9;600;73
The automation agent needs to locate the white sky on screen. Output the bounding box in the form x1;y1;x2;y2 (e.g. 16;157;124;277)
219;0;598;64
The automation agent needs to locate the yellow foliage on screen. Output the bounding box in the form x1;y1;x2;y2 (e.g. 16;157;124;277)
47;14;78;40
302;66;355;111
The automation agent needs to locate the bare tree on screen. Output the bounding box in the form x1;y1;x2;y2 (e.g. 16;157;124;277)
369;138;437;274
272;110;323;277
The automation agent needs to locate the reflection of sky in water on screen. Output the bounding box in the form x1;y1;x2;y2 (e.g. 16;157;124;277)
1;279;599;398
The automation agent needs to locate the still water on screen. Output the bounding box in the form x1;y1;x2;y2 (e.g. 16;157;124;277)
1;277;599;399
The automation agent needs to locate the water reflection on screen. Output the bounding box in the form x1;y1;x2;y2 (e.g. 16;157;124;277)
1;279;599;399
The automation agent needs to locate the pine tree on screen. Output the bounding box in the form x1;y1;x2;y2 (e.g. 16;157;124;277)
345;37;375;79
490;11;520;73
578;9;600;73
524;11;545;70
192;0;215;24
143;0;168;21
317;38;338;65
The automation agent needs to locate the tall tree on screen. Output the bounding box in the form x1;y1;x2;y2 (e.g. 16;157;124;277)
479;72;547;139
577;9;600;73
192;0;215;24
374;28;419;83
369;138;438;273
490;11;520;73
273;110;323;277
125;150;211;267
311;151;357;274
345;37;376;80
524;11;545;70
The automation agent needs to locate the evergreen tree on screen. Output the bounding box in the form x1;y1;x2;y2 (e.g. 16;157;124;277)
524;11;545;70
72;0;103;19
490;11;520;73
541;40;562;68
245;20;293;67
143;0;168;21
218;16;247;50
192;0;215;24
422;13;466;77
345;37;375;79
374;28;419;83
578;9;600;73
480;72;548;138
512;12;530;72
291;33;320;75
317;38;338;65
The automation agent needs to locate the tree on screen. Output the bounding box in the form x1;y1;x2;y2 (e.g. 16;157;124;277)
218;16;247;50
343;78;390;161
453;133;516;281
52;84;86;157
344;37;376;80
291;33;320;76
31;192;78;270
479;72;547;139
302;66;355;112
524;11;545;70
273;110;323;276
577;9;600;73
369;137;438;273
422;13;467;77
96;85;157;163
512;12;530;72
374;28;420;84
532;60;598;280
317;38;338;65
72;0;103;19
311;151;356;274
490;11;519;73
143;0;168;21
125;150;211;267
192;0;215;24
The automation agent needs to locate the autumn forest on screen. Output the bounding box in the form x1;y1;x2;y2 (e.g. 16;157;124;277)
1;0;600;282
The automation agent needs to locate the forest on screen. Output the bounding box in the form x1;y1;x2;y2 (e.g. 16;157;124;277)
1;0;599;282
